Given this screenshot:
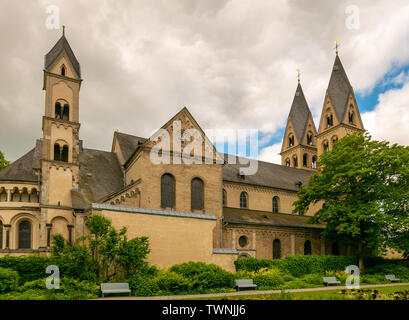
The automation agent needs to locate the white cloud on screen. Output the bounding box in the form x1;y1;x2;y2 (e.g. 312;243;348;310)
258;142;282;164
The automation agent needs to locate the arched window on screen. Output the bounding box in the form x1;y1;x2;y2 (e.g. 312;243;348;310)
288;135;294;147
61;145;69;162
61;65;66;76
272;196;279;213
54;144;61;161
285;159;290;167
323;141;329;152
11;188;20;202
222;189;227;207
161;174;175;208
304;240;312;255
0;188;7;202
62;104;69;121
307;133;313;145
0;221;3;249
238;236;248;248
273;239;281;259
191;178;204;210
332;242;340;256
348;108;354;124
303;154;308;167
327;114;334;128
332;136;338;145
20;188;29;202
312;156;317;169
240;192;248;209
55;102;62;119
18;220;31;249
30;189;39;203
293;156;298;167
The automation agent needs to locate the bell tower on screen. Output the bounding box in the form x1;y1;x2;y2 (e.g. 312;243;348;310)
38;27;82;249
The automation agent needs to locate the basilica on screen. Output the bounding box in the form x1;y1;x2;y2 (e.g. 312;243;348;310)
0;32;365;271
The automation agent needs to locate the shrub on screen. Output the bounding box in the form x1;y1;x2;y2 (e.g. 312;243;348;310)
301;274;324;286
234;258;287;273
361;274;389;284
170;262;234;289
0;268;19;293
154;271;191;295
282;274;296;282
0;256;50;285
282;280;315;290
252;268;285;289
366;264;409;281
128;271;160;297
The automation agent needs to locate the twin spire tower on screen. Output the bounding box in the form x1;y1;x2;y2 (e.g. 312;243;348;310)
280;43;365;170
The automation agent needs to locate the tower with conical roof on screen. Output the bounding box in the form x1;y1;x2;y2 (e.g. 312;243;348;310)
38;27;82;249
280;78;318;171
316;50;364;157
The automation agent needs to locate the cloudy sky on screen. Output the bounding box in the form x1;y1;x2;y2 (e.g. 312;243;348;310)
1;0;409;163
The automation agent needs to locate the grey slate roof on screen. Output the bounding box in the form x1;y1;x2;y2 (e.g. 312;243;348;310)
222;155;314;192
78;149;125;203
0;142;41;182
288;83;314;143
114;132;147;164
223;207;325;229
327;55;353;123
44;35;81;78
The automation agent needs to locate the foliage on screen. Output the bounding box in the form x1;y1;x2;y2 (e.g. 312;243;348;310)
301;273;324;285
293;132;409;267
170;262;234;290
154;271;192;295
365;264;409;280
282;280;316;290
0;150;10;170
251;268;285;289
0;268;19;293
0;256;50;285
234;257;288;273
361;274;389;284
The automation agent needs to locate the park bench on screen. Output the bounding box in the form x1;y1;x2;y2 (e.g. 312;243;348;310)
385;275;400;283
100;283;131;297
323;277;341;286
235;279;257;291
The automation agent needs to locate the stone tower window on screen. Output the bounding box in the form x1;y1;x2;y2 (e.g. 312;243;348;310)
273;239;281;259
307;133;313;145
63;104;69;121
304;240;312;255
161;173;175;208
312;155;317;169
0;188;7;202
293;155;298;167
326;114;334;128
54;144;69;162
55;102;69;121
61;65;66;76
18;220;32;249
323;141;329;152
285;159;290;167
55;102;62;119
288;135;294;147
349;110;354;124
240;192;248;209
303;154;308;167
272;196;279;213
238;235;248;248
191;178;204;210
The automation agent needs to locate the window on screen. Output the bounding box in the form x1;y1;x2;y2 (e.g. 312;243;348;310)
240;192;248;209
30;189;39;203
323;141;329;152
55;102;62;119
285;159;290;167
273;239;281;259
332;136;338;144
0;188;7;202
61;145;69;162
18;220;31;249
288;135;294;147
62;104;69;121
272;196;279;213
222;189;227;207
20;188;29;202
348;108;354;124
191;178;204;210
303;154;308;167
307;133;313;145
61;66;66;76
332;242;340;256
161;174;175;208
293;156;298;167
327;114;334;128
238;236;248;248
0;221;2;249
11;188;20;202
304;240;312;255
312;156;317;169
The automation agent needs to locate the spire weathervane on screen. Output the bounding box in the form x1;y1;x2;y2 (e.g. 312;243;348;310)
334;40;339;55
296;69;301;83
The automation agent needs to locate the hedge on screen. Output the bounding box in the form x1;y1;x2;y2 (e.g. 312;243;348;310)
0;257;51;285
0;268;19;293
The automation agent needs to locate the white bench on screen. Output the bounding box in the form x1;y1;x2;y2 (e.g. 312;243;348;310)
235;279;257;291
385;274;400;283
100;283;131;297
323;277;341;286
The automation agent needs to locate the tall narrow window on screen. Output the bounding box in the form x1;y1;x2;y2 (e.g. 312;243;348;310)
61;145;69;162
240;192;248;209
18;220;31;249
54;144;61;161
312;156;317;169
222;189;227;207
61;66;66;76
285;159;290;167
348;110;354;124
323;141;329;152
273;239;281;259
0;188;7;202
307;133;313;145
327;114;333;128
293;156;298;167
272;196;279;213
63;104;69;121
55;102;62;119
0;221;3;249
161;174;175;208
191;178;204;210
304;240;312;255
303;154;308;167
289;135;294;147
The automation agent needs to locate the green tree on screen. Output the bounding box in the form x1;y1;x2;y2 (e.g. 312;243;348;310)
294;132;409;272
0;150;10;170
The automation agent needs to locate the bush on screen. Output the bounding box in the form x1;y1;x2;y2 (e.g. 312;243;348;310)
0;268;19;293
252;268;285;289
170;262;234;290
366;264;409;281
0;256;50;285
154;271;191;295
128;268;160;297
282;280;315;290
301;274;324;285
361;274;389;284
234;258;287;273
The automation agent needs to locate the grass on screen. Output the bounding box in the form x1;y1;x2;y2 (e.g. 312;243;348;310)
192;285;409;300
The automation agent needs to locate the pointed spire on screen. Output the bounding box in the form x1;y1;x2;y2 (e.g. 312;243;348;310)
327;53;353;123
334;40;339;55
288;82;314;144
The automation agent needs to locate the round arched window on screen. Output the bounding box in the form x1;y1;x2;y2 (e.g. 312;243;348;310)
238;236;248;248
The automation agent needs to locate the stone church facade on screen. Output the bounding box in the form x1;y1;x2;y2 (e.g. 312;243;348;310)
0;33;365;271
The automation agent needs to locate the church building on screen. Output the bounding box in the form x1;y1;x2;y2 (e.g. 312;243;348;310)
0;32;365;271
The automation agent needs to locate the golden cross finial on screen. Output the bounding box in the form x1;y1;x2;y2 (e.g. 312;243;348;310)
333;40;339;55
296;69;301;83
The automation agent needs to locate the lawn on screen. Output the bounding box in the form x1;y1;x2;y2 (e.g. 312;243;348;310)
194;285;409;300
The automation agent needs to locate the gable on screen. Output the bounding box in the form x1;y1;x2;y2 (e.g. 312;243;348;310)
281;118;300;153
318;93;341;133
341;92;365;130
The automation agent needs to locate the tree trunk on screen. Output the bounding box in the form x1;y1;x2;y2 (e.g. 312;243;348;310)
358;242;364;274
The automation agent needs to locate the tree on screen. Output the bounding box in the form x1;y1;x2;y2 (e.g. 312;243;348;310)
52;214;151;282
0;150;10;170
294;132;409;272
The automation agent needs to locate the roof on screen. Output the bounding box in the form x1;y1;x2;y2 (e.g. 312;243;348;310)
44;34;81;78
288;83;314;143
327;55;353;123
78;149;125;204
114;132;147;164
222;155;314;192
223;207;325;229
0;140;43;182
